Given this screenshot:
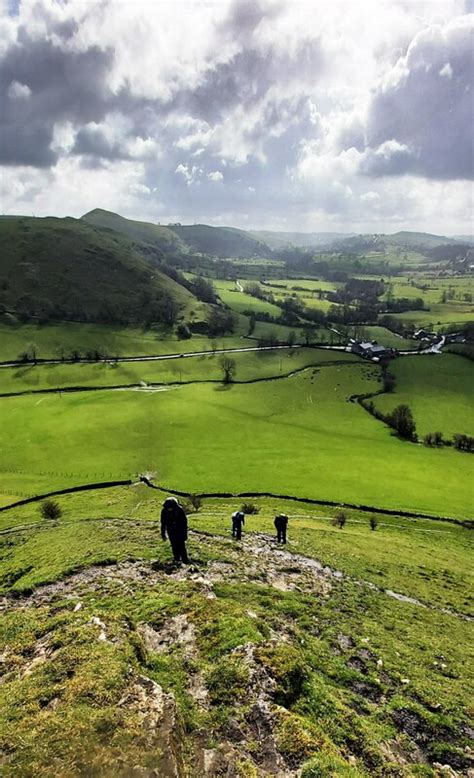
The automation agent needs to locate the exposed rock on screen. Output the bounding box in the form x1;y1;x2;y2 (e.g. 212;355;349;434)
127;674;185;778
138;615;196;656
433;764;460;777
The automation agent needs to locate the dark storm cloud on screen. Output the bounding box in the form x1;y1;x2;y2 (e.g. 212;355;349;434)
0;24;115;166
359;20;474;180
172;35;323;127
0;0;323;170
72;126;129;161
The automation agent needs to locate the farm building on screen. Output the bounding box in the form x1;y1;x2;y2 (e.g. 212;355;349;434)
351;341;395;360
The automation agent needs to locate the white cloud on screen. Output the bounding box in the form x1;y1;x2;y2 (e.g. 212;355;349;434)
8;80;31;98
207;170;223;182
439;61;453;78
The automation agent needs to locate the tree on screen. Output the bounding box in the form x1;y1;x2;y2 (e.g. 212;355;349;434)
189;494;202;511
219;355;236;384
370;517;378;531
388;404;417;441
192;276;217;303
207;308;235;336
301;324;314;346
287;331;296;350
40;500;62;521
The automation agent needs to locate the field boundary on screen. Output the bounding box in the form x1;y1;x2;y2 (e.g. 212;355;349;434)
1;476;470;525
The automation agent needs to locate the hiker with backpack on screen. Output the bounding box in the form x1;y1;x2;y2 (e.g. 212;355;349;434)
231;510;245;540
161;497;189;563
274;513;288;544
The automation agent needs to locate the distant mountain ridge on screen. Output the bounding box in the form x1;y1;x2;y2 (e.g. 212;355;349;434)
82;210;272;259
81;209;464;258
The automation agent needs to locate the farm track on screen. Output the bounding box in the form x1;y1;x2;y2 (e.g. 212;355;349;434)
1;527;471;623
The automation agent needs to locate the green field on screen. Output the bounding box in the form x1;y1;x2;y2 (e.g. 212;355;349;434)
373;354;474;438
217;288;283;317
1;363;472;517
0;322;248;362
359;326;416;350
0;348;357;395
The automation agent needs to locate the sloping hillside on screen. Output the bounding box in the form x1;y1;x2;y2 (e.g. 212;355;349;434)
171;224;273;259
0;216;197;326
82;209;184;256
251;230;355;249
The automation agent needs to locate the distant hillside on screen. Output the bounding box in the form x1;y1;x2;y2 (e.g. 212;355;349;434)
388;231;458;249
329;230;460;255
425;243;472;262
82;210;273;260
82;209;184;256
0;216;198;327
453;235;474;246
170;224;273;259
251;230;355;250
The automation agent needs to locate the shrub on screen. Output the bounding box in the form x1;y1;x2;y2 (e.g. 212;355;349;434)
453;433;474;452
176;323;192;340
333;510;347;529
241;502;260;515
40;500;62;521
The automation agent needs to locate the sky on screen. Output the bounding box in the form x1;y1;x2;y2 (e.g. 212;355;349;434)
0;0;473;235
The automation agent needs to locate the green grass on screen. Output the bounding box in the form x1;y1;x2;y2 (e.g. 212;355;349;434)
360;326;416;350
0;363;472;517
217;288;283;317
0;322;248;362
390;302;474;328
0;487;472;776
372;354;474;438
0;348;358;394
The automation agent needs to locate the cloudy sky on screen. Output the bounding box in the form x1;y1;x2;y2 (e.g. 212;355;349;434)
0;0;473;234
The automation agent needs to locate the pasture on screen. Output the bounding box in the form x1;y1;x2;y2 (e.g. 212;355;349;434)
0;363;472;518
0;322;245;362
0;347;357;395
373;353;474;438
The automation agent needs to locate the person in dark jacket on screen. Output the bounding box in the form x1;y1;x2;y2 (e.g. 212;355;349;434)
161;497;189;563
274;513;288;544
232;510;245;540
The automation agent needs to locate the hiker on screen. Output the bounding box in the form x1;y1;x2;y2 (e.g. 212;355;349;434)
231;510;245;540
274;513;288;544
161;497;189;563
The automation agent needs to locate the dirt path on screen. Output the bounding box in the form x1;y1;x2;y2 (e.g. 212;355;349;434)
1;530;471;622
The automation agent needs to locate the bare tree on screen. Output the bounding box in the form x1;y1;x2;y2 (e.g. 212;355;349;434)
219;355;236;384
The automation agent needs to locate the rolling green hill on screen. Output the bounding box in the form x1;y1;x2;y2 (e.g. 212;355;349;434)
0;216;198;327
170;223;273;259
82;208;184;256
82;210;273;260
